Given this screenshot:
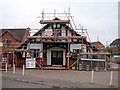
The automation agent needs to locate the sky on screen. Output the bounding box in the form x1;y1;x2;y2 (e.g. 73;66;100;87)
0;0;119;46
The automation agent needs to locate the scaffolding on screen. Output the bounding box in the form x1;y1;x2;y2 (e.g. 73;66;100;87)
1;9;112;71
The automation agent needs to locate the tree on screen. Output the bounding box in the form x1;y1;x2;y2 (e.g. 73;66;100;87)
104;46;113;53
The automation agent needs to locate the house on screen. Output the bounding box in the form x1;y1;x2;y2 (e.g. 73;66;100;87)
91;41;105;51
16;18;106;69
110;38;120;55
0;28;30;63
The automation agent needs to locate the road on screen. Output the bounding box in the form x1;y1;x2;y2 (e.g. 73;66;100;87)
2;70;119;88
2;77;52;88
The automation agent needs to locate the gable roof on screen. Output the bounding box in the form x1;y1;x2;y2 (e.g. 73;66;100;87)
34;17;80;36
0;28;29;42
110;38;120;46
17;18;98;52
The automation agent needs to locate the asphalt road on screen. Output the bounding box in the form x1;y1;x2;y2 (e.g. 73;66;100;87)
2;78;52;88
2;70;119;88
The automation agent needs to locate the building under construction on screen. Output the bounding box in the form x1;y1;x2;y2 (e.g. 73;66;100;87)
2;10;111;70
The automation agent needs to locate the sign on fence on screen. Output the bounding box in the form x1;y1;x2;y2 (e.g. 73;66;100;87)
26;58;36;68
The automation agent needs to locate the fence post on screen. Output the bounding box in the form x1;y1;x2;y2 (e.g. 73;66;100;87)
91;70;94;84
13;64;15;74
110;71;113;86
5;63;7;73
23;65;25;75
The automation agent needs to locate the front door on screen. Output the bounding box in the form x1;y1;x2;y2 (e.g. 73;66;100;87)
51;51;63;65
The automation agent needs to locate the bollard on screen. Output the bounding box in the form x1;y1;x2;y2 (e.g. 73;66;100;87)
79;64;82;71
91;70;94;84
13;64;15;74
5;63;7;73
23;65;25;75
110;71;113;86
86;65;89;71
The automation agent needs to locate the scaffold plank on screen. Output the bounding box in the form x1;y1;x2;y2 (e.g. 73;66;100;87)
81;58;105;61
27;36;87;39
40;20;70;24
3;49;26;52
80;52;111;55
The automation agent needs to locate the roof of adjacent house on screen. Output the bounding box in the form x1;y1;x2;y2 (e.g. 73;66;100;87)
0;28;29;42
91;41;104;46
110;38;120;45
91;41;100;44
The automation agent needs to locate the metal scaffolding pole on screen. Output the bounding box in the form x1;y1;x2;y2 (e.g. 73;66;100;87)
105;55;107;71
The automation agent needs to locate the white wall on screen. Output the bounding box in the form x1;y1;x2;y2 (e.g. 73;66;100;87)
47;47;66;65
70;44;86;52
29;44;42;49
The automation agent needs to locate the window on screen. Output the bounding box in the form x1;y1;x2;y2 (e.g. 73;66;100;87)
71;53;77;59
3;40;6;46
112;50;116;53
57;24;60;28
53;24;56;29
53;29;61;36
8;40;11;47
29;49;40;58
73;49;82;53
52;23;61;36
3;40;11;47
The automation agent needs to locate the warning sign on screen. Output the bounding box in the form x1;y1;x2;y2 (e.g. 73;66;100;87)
26;58;36;68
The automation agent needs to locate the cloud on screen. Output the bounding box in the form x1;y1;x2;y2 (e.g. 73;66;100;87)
0;0;118;45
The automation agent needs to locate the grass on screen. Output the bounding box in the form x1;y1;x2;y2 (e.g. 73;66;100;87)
110;85;115;88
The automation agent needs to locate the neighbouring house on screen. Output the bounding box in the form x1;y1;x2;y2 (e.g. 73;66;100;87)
91;41;105;51
15;18;107;70
110;38;120;55
110;38;120;63
0;28;30;64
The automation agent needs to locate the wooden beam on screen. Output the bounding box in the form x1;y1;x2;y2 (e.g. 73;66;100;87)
40;20;70;24
27;36;87;39
80;52;111;55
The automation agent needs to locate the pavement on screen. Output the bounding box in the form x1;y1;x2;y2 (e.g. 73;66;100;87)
111;64;120;70
2;69;119;88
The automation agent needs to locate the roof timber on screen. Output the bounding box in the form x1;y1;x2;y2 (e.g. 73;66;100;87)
27;36;87;39
40;20;70;24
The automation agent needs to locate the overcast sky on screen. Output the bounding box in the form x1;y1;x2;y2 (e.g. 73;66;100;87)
0;0;118;46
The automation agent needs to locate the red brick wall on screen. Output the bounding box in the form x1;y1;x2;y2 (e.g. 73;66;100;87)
94;42;105;51
0;31;28;63
111;46;119;54
1;32;22;49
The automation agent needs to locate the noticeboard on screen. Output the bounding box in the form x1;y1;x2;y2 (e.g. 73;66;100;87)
26;58;36;68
